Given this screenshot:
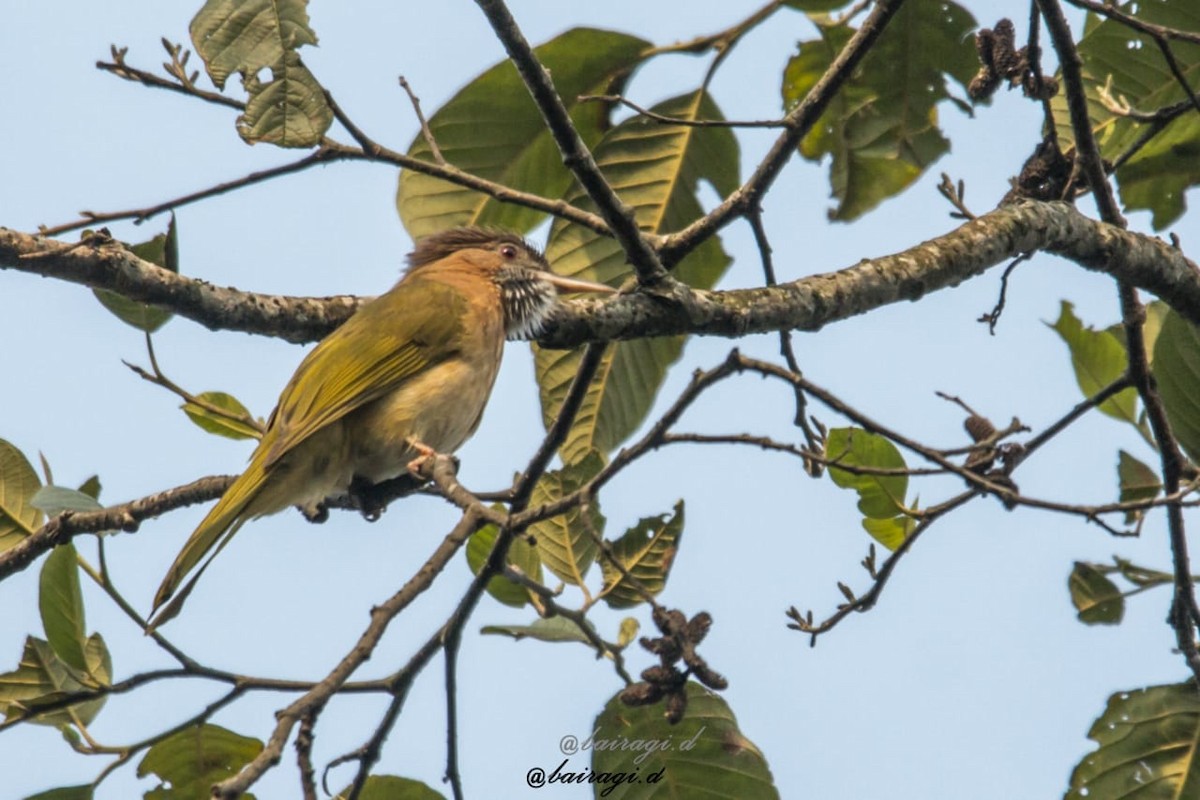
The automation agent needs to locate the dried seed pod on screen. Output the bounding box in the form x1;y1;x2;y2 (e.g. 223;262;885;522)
641;665;682;686
686;612;713;644
665;691;688;725
965;414;997;442
693;663;729;691
620;682;663;707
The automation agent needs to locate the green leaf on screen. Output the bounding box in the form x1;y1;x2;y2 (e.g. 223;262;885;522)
181;391;262;441
530;451;606;585
826;427;908;517
334;775;446;800
0;634;111;729
481;617;591;644
396;28;650;238
594;682;779;799
861;515;915;552
1049;301;1140;425
138;724;263;800
1117;449;1161;525
76;476;102;501
236;50;332;147
536;89;739;465
1052;2;1200;229
1068;562;1125;625
1066;681;1200;798
465;512;544;608
93;216;178;332
190;0;330;147
0;438;44;554
31;486;103;516
600;501;684;609
781;0;977;220
1152;308;1200;463
24;787;93;800
38;544;88;673
784;0;851;11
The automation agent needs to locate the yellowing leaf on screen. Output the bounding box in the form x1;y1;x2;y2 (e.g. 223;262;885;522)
599;501;684;609
182;391;261;441
0;438;43;554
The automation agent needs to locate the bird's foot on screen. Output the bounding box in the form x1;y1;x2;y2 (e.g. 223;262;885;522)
349;476;388;522
300;502;329;524
404;436;440;477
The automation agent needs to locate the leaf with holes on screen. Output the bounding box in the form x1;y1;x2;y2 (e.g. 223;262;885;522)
1066;681;1200;798
138;724;264;799
600;501;683;609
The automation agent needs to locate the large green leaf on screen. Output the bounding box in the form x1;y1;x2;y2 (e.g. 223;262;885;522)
593;682;779;799
0;438;43;554
24;786;94;800
190;0;330;147
826;427;914;550
1153;308;1200;463
396;28;650;238
536;89;739;465
138;724;263;800
0;634;111;729
599;501;684;609
1049;301;1140;426
38;543;88;674
781;0;977;220
93;216;178;332
530;452;606;586
1052;1;1200;229
1066;682;1200;799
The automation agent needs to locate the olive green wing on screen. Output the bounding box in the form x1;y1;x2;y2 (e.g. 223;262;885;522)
265;280;466;467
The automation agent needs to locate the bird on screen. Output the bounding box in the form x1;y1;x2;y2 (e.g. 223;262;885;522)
148;227;614;628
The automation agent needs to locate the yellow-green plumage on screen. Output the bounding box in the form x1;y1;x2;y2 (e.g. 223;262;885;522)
148;228;613;628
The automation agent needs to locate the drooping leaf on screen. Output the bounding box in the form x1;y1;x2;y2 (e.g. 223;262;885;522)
1052;1;1200;229
138;724;263;800
0;634;111;729
0;438;43;554
181;391;262;441
465;512;543;608
536;89;739;465
1152;308;1200;463
600;501;684;609
1068;562;1125;625
31;486;103;516
1117;449;1161;525
481;617;591;645
826;427;914;550
781;0;977;219
236;50;332;147
38;543;88;673
93;216;178;332
396;28;650;238
1066;682;1200;799
334;775;446;800
190;0;330;147
530;452;606;585
1049;301;1140;425
594;682;779;799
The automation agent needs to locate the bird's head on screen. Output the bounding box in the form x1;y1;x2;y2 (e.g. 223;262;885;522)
407;227;614;339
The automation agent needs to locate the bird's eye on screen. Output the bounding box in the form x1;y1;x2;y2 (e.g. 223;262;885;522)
499;244;518;259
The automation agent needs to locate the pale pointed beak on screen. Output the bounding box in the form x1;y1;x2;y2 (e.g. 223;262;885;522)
543;272;616;295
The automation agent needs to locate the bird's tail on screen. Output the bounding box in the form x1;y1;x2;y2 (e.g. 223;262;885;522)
147;446;272;631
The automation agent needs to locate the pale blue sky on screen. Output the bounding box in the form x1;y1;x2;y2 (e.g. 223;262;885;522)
2;2;1196;798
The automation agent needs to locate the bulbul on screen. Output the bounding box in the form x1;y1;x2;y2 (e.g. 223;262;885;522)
149;227;613;627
